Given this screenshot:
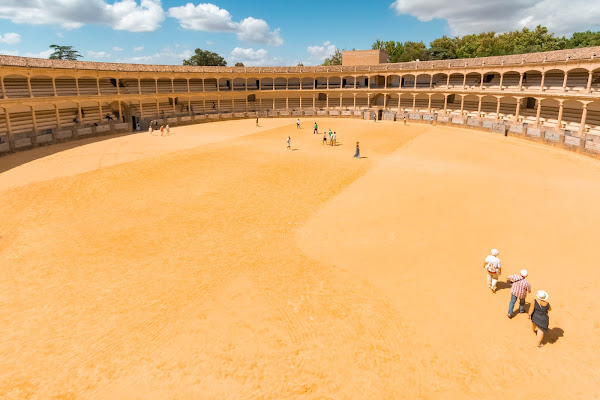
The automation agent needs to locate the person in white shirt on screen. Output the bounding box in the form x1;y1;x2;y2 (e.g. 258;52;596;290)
165;124;170;135
483;248;501;293
286;136;291;150
296;119;301;129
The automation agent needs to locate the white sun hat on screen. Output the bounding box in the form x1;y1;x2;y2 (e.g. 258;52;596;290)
536;290;548;301
520;270;528;277
491;249;499;256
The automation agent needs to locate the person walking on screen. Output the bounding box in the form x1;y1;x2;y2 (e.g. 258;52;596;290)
323;131;327;145
353;142;360;158
328;129;332;143
313;122;318;134
483;249;501;293
296;119;301;129
286;136;291;150
149;121;154;134
403;115;407;126
160;125;165;136
373;113;377;123
507;270;531;318
529;290;551;348
332;131;337;146
256;117;259;127
165;124;170;135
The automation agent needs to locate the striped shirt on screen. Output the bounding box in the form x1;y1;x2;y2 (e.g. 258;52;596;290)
507;274;531;299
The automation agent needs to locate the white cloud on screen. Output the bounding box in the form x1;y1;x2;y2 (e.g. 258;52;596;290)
0;32;20;44
56;32;64;38
390;0;600;36
2;49;53;58
307;41;336;63
116;48;193;64
0;0;165;32
88;50;111;59
112;46;124;51
134;46;144;51
206;40;214;45
168;3;283;46
228;47;281;66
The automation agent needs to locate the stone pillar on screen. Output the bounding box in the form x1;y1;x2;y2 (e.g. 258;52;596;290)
412;94;416;112
367;93;371;108
460;95;465;114
562;72;568;91
463;74;467;90
246;96;249;112
340;93;343;109
99;102;103;121
171;78;174;93
74;77;80;96
427;94;432;112
118;102;122;121
31;106;38;136
138;101;142;119
535;99;542;126
55;104;61;129
299;97;302;109
52;77;57;97
495;97;501;119
557;100;564;128
154;78;158;94
27;76;33;98
187;78;190;93
413;77;417;90
0;76;5;99
477;96;483;117
353;93;356;109
397;93;402;111
479;74;483;90
514;98;521;122
96;78;100;95
540;72;545;91
188;98;192;115
116;78;120;95
518;73;524;91
446;75;450;88
172;98;176;114
499;73;504;90
586;71;594;93
286;96;289;110
579;104;588;134
443;94;448;112
326;94;329;109
203;97;206;114
138;79;141;94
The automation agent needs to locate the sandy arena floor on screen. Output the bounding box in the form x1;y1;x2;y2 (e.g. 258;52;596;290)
1;118;599;399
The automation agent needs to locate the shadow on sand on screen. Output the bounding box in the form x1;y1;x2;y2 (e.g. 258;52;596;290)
543;327;564;345
0;131;138;175
495;281;512;292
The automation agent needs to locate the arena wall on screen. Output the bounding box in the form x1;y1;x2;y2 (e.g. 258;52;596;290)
1;46;600;156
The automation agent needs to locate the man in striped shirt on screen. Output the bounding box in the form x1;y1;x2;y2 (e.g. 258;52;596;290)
507;270;531;318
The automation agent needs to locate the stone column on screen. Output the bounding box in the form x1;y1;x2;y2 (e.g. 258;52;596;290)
518;72;524;91
540;72;545;91
412;94;416;112
427;94;432;112
499;73;504;90
188;98;192;115
463;74;467;90
460;95;465;114
118;102;122;121
299;97;302;109
96;78;100;95
557;100;564;128
579;104;588;134
116;78;120;95
246;96;249;112
172;98;176;114
52;77;57;97
171;79;174;93
313;95;316;110
535;99;543;126
562;72;568;91
479;74;483;90
138;79;141;95
138;101;142;119
367;93;371;108
326;94;329;109
99;103;103;121
446;74;450;88
0;76;5;99
477;96;483;117
586;71;594;93
154;78;158;94
353;93;356;109
413;77;417;90
397;93;402;111
31;106;38;136
187;78;190;93
286;96;289;110
514;98;521;122
340;93;343;109
495;97;501;119
27;76;33;98
443;94;448;112
203;97;206;114
55;104;61;129
156;99;160;117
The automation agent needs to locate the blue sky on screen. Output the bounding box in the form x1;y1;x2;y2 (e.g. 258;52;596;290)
0;0;599;66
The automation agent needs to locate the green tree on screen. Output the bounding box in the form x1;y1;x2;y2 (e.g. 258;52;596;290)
398;41;427;62
322;49;343;66
296;62;304;66
428;36;458;60
372;40;405;63
568;30;600;48
48;45;82;60
183;48;227;66
234;62;245;67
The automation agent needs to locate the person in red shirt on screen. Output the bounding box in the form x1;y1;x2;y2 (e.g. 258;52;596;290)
507;269;531;318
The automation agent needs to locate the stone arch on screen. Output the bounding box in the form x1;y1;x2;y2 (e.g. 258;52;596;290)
415;73;431;88
301;77;313;89
356;75;368;88
189;77;204;92
386;74;401;88
54;75;78;96
522;70;542;91
328;76;341;89
274;77;287;90
466;72;482;88
315;77;327;89
3;74;29;98
401;74;415;88
30;75;54;98
173;77;188;93
502;71;521;90
448;72;464;88
287;77;300;90
370;75;385;89
565;68;588;92
77;76;99;96
543;69;565;91
481;71;501;89
432;73;448;89
218;78;232;91
260;77;274;90
98;76;118;95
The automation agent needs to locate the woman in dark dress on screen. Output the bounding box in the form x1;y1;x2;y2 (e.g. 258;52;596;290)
353;142;360;158
529;290;551;348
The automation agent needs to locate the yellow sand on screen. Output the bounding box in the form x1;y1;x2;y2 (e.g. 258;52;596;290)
1;118;599;399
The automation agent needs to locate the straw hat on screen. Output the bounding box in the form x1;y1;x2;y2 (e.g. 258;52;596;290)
491;249;499;256
520;270;528;277
536;290;548;301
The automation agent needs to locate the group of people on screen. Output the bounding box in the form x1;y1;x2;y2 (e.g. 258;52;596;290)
148;120;170;136
484;249;552;348
285;120;360;158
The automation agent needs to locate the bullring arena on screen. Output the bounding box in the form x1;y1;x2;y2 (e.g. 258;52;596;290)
1;48;600;399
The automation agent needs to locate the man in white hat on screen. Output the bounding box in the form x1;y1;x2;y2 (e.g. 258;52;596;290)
483;249;501;293
506;269;531;318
